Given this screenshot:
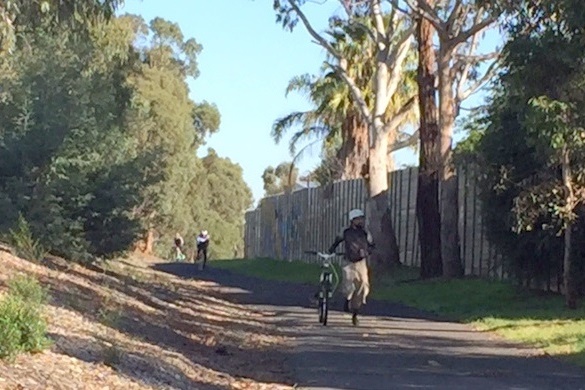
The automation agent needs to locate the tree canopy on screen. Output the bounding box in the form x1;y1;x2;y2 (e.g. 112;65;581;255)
457;0;585;306
0;12;252;262
262;162;299;196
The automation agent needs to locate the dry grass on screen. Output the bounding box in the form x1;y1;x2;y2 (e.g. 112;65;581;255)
0;248;293;390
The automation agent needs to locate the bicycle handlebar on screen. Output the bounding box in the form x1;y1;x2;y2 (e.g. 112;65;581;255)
304;250;343;259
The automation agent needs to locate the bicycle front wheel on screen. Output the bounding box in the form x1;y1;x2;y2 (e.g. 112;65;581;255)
321;290;329;326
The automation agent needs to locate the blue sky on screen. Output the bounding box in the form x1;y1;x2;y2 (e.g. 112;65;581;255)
118;1;501;204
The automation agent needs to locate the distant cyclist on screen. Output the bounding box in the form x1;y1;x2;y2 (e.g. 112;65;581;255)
328;209;374;326
173;232;185;261
196;230;210;269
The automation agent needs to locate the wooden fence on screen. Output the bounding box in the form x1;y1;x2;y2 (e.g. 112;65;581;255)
244;166;508;279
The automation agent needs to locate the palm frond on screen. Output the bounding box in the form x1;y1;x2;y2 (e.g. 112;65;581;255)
288;124;331;154
285;73;315;97
290;137;326;172
272;111;312;143
275;11;418;161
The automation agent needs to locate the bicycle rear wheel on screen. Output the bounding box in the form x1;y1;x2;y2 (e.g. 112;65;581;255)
168;248;177;262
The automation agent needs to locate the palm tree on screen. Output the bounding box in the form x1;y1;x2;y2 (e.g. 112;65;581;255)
273;16;418;182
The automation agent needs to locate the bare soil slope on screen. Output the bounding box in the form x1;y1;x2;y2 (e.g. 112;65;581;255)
0;249;293;390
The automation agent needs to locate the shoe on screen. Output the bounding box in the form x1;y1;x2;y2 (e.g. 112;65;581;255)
352;313;359;326
343;299;350;313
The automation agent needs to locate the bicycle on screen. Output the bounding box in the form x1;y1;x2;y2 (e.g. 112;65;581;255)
168;246;186;262
195;246;208;270
305;250;340;326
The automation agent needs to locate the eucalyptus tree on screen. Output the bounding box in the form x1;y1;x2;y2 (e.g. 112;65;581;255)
273;17;418;182
273;0;418;267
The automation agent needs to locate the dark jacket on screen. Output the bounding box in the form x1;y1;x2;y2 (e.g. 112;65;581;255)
197;234;209;250
328;226;375;262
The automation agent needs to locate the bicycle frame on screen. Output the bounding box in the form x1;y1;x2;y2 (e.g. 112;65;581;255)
170;245;186;262
317;255;340;297
306;250;341;326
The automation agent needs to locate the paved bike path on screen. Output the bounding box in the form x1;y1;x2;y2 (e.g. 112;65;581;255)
154;263;585;390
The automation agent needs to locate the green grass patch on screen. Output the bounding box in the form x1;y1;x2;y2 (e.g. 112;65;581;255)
215;258;585;366
213;258;327;284
213;257;419;285
380;278;585;365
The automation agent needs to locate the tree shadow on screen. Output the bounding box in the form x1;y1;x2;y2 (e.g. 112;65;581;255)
280;327;585;390
48;332;228;390
43;266;293;387
38;258;585;390
151;261;449;322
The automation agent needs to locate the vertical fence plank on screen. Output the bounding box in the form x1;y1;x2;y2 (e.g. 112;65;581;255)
461;166;470;274
471;168;477;275
315;189;320;261
405;168;413;265
308;190;313;261
309;187;316;262
411;167;420;267
397;169;404;262
390;171;397;232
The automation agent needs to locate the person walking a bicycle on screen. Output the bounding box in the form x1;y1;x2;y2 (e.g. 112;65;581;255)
328;208;374;326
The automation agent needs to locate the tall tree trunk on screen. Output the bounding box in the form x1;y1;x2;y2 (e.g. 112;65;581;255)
144;229;154;254
366;129;400;269
338;113;369;180
416;13;443;279
562;147;577;309
438;48;463;278
337;113;399;179
338;113;400;269
134;229;155;254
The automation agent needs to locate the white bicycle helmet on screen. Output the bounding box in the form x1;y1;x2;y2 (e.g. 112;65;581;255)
348;209;365;222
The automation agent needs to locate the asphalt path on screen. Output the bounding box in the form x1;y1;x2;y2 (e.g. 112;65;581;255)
153;262;585;390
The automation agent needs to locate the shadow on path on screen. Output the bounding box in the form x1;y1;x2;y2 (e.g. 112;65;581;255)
151;262;585;390
151;262;444;321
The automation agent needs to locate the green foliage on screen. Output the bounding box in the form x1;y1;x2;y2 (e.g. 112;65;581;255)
0;24;151;262
525;97;584;151
272;7;417;181
0;0;122;55
7;215;47;263
0;14;252;263
6;274;48;307
0;275;51;361
190;150;252;257
193;101;221;139
458;0;585;289
308;147;344;186
262;162;299;196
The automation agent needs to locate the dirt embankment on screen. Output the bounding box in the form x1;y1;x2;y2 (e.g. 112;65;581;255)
0;249;293;390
